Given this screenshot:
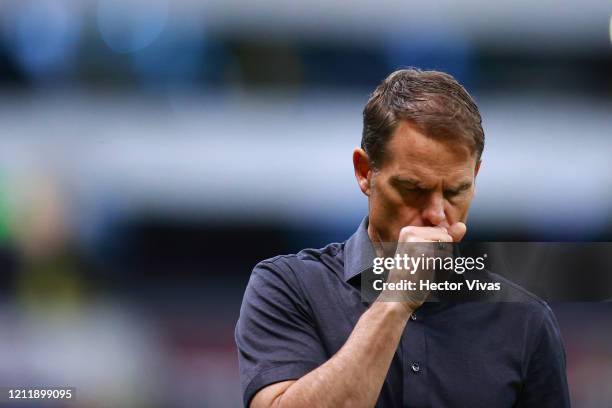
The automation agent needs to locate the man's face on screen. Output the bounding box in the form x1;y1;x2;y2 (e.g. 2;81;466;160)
355;120;480;243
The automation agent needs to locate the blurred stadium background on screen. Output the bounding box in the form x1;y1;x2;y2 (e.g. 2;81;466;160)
0;0;611;406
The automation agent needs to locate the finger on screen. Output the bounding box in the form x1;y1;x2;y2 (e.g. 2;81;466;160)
431;226;454;242
421;227;453;242
448;222;467;242
400;226;453;242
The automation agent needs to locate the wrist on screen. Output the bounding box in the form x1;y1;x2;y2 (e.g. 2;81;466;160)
372;300;415;322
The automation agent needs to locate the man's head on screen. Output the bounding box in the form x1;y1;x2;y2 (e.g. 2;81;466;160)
353;68;484;243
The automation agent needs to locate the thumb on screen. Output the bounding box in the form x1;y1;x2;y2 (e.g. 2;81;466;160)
448;222;467;242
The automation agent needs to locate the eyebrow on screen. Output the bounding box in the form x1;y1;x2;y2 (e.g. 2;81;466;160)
390;176;427;189
391;176;472;192
446;182;472;193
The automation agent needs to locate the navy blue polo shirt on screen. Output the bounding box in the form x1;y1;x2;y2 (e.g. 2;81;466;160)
235;217;570;407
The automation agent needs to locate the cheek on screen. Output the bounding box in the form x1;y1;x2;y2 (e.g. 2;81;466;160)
445;194;474;221
378;188;419;220
371;181;401;210
382;195;422;231
370;186;421;239
443;204;460;224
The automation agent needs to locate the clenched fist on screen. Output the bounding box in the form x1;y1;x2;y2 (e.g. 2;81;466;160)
376;222;467;313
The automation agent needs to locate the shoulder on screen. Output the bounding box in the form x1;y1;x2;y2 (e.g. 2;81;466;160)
478;271;566;367
482;270;560;329
241;242;346;317
253;241;345;283
486;271;548;304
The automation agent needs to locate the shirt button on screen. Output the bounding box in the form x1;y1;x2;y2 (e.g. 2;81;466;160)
411;362;421;373
410;312;417;321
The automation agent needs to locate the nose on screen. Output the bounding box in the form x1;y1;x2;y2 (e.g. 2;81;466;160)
421;191;446;227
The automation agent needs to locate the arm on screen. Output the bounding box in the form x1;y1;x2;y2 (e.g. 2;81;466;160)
251;301;412;408
515;305;571;407
250;224;465;408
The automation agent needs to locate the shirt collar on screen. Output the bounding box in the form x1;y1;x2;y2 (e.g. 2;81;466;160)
343;216;377;282
343;217;468;283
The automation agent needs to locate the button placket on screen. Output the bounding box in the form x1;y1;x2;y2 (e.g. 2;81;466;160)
401;311;428;406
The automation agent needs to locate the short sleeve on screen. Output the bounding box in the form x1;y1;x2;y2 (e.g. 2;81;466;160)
235;260;327;407
517;305;571;407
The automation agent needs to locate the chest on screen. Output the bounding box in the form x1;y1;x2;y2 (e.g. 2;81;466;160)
386;315;523;408
312;297;524;408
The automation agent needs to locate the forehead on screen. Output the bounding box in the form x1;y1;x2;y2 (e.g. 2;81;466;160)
383;121;476;180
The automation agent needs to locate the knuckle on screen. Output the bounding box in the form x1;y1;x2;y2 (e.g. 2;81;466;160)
399;226;415;238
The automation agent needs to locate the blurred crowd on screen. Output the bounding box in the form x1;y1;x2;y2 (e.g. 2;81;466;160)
0;0;611;406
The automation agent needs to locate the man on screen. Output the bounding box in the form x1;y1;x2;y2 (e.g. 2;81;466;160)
235;68;570;407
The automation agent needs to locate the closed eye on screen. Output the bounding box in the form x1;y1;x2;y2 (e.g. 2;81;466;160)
399;184;430;196
444;183;471;198
391;176;428;192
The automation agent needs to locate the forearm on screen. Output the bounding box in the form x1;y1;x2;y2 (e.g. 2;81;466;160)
273;301;411;408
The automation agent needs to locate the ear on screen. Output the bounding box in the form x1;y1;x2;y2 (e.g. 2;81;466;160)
353;148;372;196
474;160;482;179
